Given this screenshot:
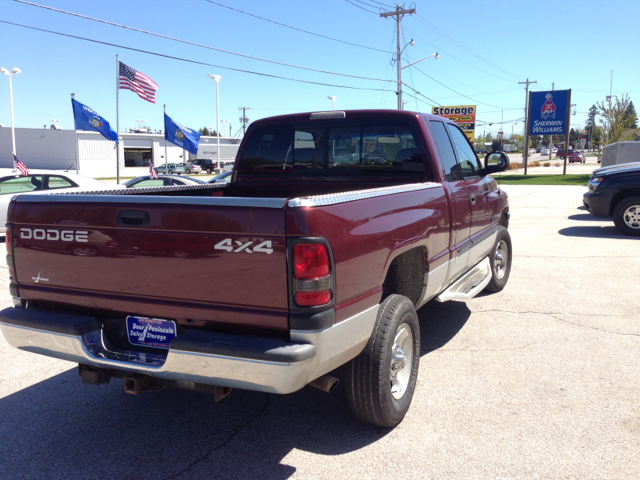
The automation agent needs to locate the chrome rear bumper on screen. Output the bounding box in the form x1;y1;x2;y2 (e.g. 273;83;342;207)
0;303;378;394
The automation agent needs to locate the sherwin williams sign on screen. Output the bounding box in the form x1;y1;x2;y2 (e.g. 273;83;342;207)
432;105;476;142
528;90;570;135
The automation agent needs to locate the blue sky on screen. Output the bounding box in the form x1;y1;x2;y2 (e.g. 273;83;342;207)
1;0;638;140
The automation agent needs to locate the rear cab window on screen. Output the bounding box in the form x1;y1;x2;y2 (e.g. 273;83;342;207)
237;119;431;179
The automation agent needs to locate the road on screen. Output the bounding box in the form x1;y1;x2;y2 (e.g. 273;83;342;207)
0;185;638;479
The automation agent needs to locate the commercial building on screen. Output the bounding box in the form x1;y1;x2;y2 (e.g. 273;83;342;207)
0;127;240;177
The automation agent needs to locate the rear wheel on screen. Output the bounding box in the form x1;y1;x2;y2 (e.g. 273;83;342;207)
613;196;640;237
206;167;212;174
185;168;191;174
168;170;173;174
344;295;420;427
484;226;512;292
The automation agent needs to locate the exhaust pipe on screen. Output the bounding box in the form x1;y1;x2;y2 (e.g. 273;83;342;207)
308;374;340;393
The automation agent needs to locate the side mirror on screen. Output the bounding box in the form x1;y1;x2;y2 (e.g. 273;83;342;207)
483;152;510;175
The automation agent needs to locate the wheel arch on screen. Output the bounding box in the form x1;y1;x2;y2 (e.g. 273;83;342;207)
609;187;640;216
380;244;428;307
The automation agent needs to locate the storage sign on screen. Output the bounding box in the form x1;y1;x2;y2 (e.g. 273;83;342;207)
432;105;476;142
528;90;570;136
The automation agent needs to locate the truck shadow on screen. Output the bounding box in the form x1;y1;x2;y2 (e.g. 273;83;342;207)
567;213;608;222
0;304;469;479
558;225;633;239
417;301;470;355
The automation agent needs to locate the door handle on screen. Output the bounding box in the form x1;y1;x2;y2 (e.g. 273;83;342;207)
469;194;476;205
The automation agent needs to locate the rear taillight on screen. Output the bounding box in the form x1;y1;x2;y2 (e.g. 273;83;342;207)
293;243;332;307
5;228;14;279
6;229;11;255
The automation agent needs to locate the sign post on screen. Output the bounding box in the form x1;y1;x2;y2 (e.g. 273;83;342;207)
527;89;571;174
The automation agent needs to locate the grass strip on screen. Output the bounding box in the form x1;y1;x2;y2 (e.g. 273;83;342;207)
493;174;590;186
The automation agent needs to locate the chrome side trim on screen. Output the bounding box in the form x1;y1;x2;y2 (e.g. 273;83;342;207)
15;194;288;209
435;257;491;303
291;304;379;382
288;183;440;207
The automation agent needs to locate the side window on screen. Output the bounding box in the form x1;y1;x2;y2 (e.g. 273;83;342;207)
0;176;44;194
134;179;165;187
429;121;460;181
446;124;481;179
47;176;76;190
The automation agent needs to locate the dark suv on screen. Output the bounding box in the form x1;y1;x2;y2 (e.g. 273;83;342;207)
191;159;220;174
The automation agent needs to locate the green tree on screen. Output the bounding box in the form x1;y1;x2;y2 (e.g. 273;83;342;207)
597;94;639;143
491;139;501;152
485;133;494;144
585;104;597;150
199;127;211;136
529;135;541;148
474;135;484;146
624;101;638;129
591;126;603;148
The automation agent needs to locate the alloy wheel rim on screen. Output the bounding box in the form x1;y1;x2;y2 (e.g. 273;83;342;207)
623;205;640;230
390;323;413;400
494;240;508;280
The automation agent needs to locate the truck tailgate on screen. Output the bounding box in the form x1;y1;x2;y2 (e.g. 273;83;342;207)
9;195;290;331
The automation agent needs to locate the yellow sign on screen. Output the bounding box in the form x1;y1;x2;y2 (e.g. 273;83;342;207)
432;105;476;142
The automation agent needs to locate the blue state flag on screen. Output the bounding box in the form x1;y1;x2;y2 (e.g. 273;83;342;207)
164;113;201;155
71;98;119;143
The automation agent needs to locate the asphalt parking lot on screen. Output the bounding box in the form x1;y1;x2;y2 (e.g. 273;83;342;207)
0;184;638;479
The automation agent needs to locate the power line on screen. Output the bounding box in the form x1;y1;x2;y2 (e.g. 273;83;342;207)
0;20;396;93
14;0;394;84
345;0;378;15
403;27;515;83
414;14;523;81
204;0;391;54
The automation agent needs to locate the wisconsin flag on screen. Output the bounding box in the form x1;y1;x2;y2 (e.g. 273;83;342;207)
164;113;201;155
71;99;119;143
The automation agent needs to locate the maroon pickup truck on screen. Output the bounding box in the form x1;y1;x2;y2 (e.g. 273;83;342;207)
0;110;511;427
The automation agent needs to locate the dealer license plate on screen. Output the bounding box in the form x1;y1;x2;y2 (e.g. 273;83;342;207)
126;316;177;350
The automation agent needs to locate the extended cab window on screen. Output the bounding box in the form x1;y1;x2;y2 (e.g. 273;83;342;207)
239;122;426;176
446;124;481;178
429;121;459;182
47;176;76;190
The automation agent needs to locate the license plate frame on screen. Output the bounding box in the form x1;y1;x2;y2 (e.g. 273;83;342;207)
126;316;177;350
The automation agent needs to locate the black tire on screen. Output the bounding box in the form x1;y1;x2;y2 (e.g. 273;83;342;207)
484;226;512;292
613;196;640;237
206;168;212;174
344;295;420;427
185;168;191;174
168;170;173;174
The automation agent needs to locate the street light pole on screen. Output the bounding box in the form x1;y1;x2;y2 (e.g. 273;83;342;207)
327;96;337;110
0;67;21;165
208;74;221;164
221;120;229;137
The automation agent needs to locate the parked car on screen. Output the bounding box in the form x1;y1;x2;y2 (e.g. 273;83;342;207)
207;171;232;183
536;147;543;153
555;149;574;159
0;170;123;235
540;148;550;155
191;159;221;174
155;163;185;175
124;174;206;188
552;147;558;153
568;152;586;164
1;110;512;427
583;163;640;236
181;163;202;175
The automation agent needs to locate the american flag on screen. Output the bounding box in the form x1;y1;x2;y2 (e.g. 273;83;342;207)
119;62;159;104
149;162;158;180
13;154;29;176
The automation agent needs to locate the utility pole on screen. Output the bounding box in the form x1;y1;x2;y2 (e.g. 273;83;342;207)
238;107;251;137
519;78;537;175
380;5;416;110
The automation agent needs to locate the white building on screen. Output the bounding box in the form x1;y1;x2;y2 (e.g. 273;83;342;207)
0;127;240;178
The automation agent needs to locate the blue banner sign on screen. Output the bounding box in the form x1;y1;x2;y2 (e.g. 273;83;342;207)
528;90;570;136
164;113;201;155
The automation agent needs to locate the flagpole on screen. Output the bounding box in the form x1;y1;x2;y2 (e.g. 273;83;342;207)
164;104;168;166
71;93;80;174
116;54;120;184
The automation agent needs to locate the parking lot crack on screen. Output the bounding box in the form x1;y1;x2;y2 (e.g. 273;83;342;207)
472;309;640;337
163;393;270;480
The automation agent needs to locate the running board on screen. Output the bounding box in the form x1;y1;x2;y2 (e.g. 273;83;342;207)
435;257;492;303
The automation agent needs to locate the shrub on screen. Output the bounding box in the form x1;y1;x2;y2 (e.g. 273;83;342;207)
508;162;521;170
555;162;561;167
543;162;551;167
529;161;541;167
